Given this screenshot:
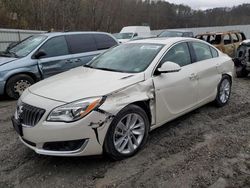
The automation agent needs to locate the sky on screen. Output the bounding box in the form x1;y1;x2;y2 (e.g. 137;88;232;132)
166;0;250;10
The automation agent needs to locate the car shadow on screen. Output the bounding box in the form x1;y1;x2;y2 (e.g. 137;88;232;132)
0;95;14;101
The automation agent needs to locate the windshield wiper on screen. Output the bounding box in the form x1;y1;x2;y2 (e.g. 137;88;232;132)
95;67;128;73
83;64;94;68
84;64;128;73
1;50;19;58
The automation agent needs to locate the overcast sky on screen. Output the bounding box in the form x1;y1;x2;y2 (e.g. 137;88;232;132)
166;0;250;10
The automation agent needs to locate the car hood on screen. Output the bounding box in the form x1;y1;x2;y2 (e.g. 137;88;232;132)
0;56;17;66
29;67;145;103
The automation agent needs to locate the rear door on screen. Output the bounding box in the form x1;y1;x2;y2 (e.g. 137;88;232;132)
223;34;235;57
65;33;117;67
65;34;98;67
190;41;221;103
37;36;72;79
231;33;240;57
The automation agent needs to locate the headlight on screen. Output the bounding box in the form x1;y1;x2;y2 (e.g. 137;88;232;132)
47;97;105;122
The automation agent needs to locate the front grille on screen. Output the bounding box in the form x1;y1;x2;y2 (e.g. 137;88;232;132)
18;103;45;127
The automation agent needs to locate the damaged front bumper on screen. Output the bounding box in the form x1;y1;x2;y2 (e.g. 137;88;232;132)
15;91;114;157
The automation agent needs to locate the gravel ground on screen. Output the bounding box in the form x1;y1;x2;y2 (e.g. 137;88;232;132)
0;78;250;188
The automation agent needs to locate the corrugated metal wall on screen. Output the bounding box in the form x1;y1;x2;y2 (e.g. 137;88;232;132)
152;24;250;38
1;25;250;51
0;28;45;51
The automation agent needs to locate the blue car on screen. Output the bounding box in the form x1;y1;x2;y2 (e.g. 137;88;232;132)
0;32;118;99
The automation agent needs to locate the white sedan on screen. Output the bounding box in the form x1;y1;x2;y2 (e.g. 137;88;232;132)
12;38;234;160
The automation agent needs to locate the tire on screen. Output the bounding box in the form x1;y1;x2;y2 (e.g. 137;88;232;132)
214;75;232;107
104;104;150;160
6;74;34;99
236;66;249;78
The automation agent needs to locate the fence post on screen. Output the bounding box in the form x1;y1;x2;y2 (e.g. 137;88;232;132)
17;31;21;41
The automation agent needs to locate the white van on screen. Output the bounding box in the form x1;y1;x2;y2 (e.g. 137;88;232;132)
114;26;151;43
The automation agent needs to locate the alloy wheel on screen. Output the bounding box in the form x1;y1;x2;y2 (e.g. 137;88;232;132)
219;79;231;104
113;113;145;155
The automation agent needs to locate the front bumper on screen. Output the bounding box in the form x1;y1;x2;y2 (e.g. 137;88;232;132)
14;91;113;156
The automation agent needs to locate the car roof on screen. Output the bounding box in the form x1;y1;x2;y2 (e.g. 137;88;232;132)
128;37;201;45
197;31;241;36
39;31;112;37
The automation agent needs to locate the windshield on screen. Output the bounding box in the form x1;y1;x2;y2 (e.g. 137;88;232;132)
113;33;134;40
159;31;184;38
86;43;163;73
6;35;47;58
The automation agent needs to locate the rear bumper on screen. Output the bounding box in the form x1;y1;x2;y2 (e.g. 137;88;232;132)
0;81;5;95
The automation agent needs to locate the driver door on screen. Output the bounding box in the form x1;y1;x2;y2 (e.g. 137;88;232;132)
153;42;198;124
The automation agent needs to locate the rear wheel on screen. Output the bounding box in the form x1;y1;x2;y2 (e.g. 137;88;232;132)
214;75;231;107
104;104;149;160
6;74;34;99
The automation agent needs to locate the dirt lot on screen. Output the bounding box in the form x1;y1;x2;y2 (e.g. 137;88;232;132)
0;78;250;188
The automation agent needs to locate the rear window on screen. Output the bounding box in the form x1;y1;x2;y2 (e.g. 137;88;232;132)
66;34;97;54
93;34;117;50
192;42;213;62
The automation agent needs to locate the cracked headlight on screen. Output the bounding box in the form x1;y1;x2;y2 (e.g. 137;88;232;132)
47;97;105;122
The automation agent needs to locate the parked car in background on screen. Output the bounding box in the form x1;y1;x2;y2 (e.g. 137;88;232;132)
158;30;194;38
195;31;246;58
234;39;250;77
12;38;234;160
0;32;118;99
113;26;151;43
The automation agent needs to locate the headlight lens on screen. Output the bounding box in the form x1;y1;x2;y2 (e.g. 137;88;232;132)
47;97;105;122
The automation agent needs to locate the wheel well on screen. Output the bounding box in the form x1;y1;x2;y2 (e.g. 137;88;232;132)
131;100;152;124
5;72;38;92
222;74;232;83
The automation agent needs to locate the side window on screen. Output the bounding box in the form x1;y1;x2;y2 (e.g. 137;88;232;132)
223;34;232;45
192;42;213;62
39;36;69;58
94;34;117;50
66;34;97;54
239;32;246;41
160;42;191;67
231;33;239;43
210;47;219;58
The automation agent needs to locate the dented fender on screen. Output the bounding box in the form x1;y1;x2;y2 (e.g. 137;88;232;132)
99;79;156;126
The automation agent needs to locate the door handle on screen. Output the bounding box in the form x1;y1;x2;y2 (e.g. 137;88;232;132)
73;59;81;63
65;60;73;64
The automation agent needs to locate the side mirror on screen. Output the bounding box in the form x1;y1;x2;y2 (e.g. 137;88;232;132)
34;50;47;59
157;61;181;74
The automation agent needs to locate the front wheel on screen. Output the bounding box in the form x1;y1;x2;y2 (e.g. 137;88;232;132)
6;74;34;99
104;104;149;160
214;75;232;107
